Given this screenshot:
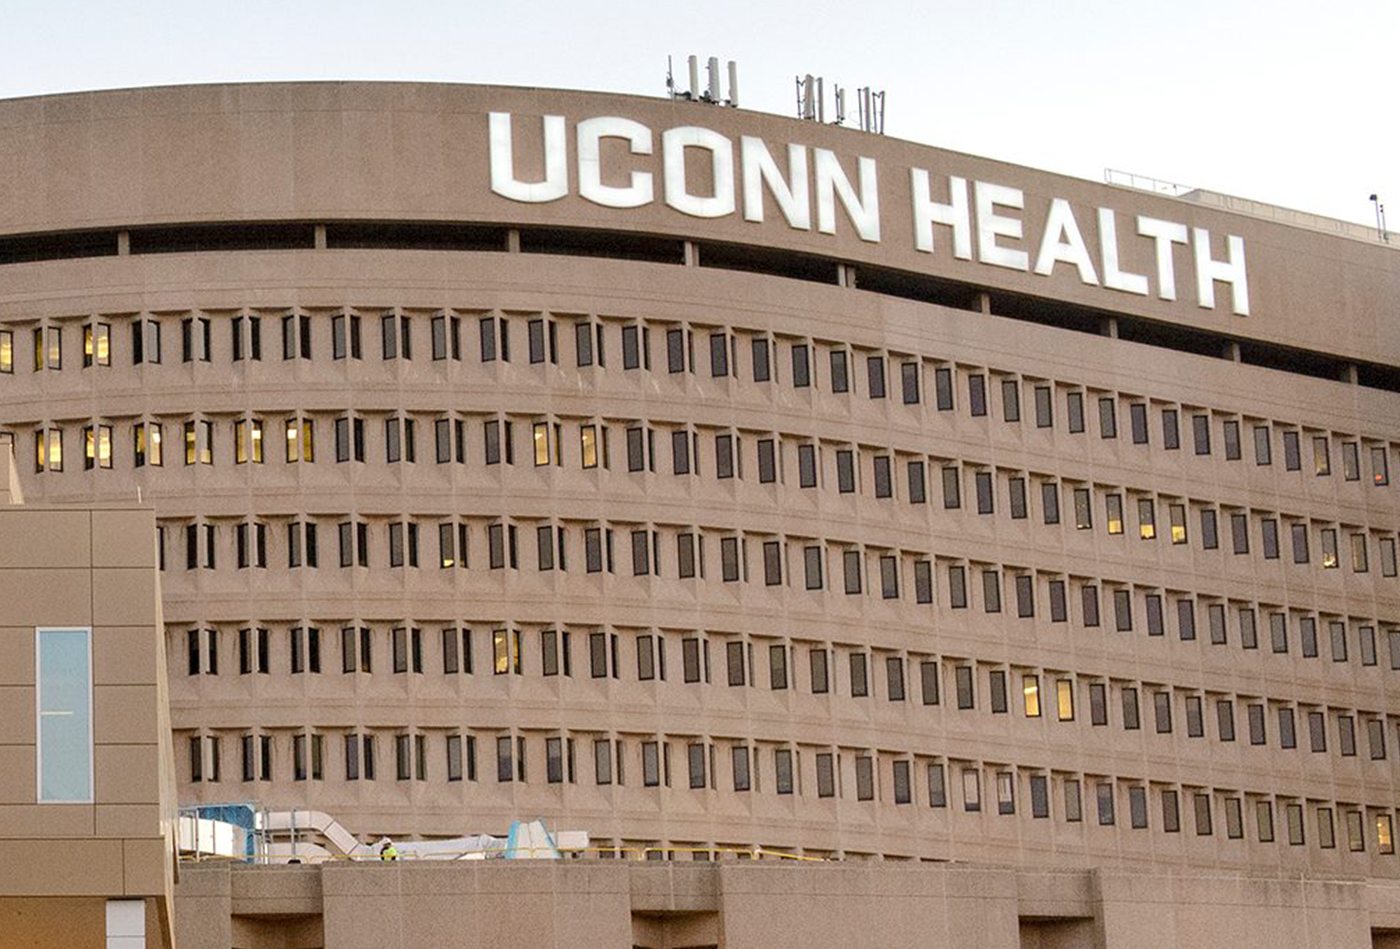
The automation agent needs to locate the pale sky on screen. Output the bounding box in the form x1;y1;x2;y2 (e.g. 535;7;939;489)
0;0;1393;228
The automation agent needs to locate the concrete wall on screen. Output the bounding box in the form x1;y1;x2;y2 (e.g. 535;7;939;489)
0;499;173;946
175;859;1400;949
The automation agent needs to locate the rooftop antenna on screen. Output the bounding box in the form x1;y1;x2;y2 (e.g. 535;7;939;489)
857;87;885;134
833;85;847;126
1370;194;1389;243
796;74;824;122
668;55;739;106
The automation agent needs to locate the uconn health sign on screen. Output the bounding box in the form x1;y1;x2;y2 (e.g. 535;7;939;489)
487;113;1250;317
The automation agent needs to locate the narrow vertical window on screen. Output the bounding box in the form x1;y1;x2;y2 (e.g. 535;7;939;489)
37;628;92;803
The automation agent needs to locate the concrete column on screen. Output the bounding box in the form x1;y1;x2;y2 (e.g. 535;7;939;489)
1103;316;1119;338
683;240;698;267
313;224;327;250
977;292;991;315
106;899;145;949
1343;362;1358;384
506;228;521;253
1225;341;1241;361
117;231;130;256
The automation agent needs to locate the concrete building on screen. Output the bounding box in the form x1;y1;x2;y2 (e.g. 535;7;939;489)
0;80;1398;945
0;433;176;948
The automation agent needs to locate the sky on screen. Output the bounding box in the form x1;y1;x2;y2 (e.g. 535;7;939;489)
0;0;1392;227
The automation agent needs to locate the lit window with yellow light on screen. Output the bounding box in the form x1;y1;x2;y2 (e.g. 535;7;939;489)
533;421;550;466
1022;675;1041;717
580;424;598;469
1138;498;1156;540
1169;503;1188;544
0;329;12;373
1056;679;1075;721
1106;493;1124;535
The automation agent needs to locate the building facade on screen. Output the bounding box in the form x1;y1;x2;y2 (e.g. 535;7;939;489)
0;82;1397;891
0;433;176;949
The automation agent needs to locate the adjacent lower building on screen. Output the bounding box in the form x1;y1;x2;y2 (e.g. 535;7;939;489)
0;79;1398;946
0;433;175;948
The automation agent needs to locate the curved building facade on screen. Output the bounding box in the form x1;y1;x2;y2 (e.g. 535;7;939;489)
1;81;1398;879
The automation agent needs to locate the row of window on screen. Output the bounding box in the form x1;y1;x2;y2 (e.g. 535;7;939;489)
165;518;1400;673
6;313;1395;490
29;417;1399;585
179;624;1400;768
180;728;1400;855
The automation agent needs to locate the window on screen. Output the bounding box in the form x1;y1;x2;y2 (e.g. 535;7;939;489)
281;313;311;360
1372;446;1390;486
1000;378;1020;421
1041;482;1060;524
36;628;92;803
1253;425;1272;464
431;313;460;361
1223;420;1242;460
279;417;311;464
82;322;110;368
1230;513;1249;554
963;768;981;812
1105;494;1124;535
933;366;953;409
862;358;884;400
733;746;752;792
1200;508;1219;549
1137;498;1156;540
1056;679;1075;720
1098;397;1116;438
133;422;163;468
757;439;777;483
82;424;113;470
1194;793;1213;836
849;652;868;697
0;329;12;373
1033;385;1053;428
926;762;948;807
1066;390;1085;433
1313;436;1331;475
968;374;987;416
974;471;993;514
180;317;211;363
901;361;920;404
797;444;817;487
1073;488;1092;529
1129;403;1148;444
1191;414;1210;454
331;313;362;360
1217;700;1235;741
942;467;961;509
689;743;709;790
1321;528;1339;569
183;419;213;465
1129;786;1149;829
1342;441;1360;481
955;666;974;709
711;333;733;380
1352;534;1369;573
1022;674;1040;717
1161;407;1180;449
1097;783;1115;825
234;418;264;465
480;316;508;362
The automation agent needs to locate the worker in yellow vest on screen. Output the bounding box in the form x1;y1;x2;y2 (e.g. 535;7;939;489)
379;840;399;861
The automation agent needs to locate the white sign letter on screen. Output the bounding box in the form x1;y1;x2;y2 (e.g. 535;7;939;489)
1097;209;1148;296
489;113;568;203
1136;216;1190;301
974;181;1029;271
814;150;880;242
741;137;810;231
1193;229;1250;316
911;170;971;259
662;127;736;218
1034;198;1099;284
577;117;653;209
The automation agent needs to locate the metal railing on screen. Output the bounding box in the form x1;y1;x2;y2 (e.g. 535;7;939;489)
181;844;829;865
